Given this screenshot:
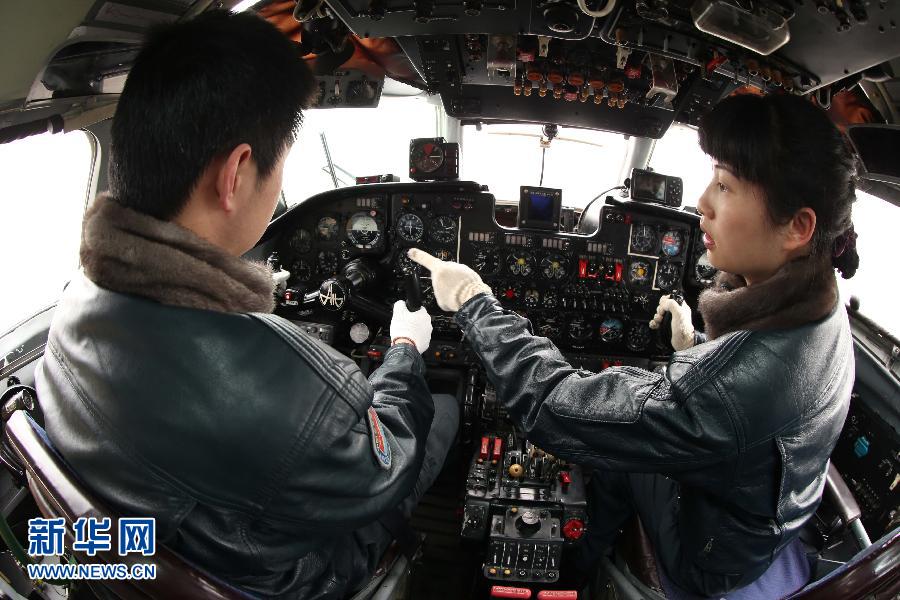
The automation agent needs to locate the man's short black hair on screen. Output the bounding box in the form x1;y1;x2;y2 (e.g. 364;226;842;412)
109;10;315;220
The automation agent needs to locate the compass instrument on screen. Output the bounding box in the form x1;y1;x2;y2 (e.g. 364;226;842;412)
396;213;425;242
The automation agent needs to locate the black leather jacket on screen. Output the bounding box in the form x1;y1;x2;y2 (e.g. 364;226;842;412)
35;274;434;598
455;293;853;594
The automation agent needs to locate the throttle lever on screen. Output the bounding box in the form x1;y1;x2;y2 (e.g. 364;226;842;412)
405;271;423;312
657;291;683;352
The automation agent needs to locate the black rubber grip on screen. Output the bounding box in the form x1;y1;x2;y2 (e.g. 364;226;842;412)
405;271;422;312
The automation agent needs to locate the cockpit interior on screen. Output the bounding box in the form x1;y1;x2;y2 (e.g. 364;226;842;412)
1;0;899;598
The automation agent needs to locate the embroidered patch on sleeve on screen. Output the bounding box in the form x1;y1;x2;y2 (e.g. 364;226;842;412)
367;407;392;470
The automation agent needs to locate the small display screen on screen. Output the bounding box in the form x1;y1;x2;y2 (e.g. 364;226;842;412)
527;190;556;221
518;186;561;230
633;170;667;202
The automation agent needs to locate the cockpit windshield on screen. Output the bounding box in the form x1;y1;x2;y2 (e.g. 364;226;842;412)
460;123;628;207
281;95;440;204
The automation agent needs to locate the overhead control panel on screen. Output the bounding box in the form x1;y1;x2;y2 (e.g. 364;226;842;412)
309;70;384;109
319;0;900;135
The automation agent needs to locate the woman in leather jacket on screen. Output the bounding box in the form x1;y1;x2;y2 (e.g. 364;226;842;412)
410;93;860;598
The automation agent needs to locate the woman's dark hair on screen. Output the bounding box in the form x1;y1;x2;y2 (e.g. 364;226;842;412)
109;10;315;220
698;93;859;278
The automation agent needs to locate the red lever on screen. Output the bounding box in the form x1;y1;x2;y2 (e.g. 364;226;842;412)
538;591;578;599
480;436;490;461
491;586;533;599
614;262;623;282
492;437;503;463
578;259;588;279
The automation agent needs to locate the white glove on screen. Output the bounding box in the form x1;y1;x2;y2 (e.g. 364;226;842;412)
272;268;290;292
648;294;695;351
407;248;493;312
389;300;433;354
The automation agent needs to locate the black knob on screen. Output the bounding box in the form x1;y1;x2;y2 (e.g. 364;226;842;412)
405;271;423;312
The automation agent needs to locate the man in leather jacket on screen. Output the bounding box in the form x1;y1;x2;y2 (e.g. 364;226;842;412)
35;12;457;599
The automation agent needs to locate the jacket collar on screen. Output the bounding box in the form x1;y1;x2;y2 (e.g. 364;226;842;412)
80;193;275;314
698;257;838;340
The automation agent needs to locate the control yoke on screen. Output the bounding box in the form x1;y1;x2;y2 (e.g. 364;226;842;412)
302;259;392;323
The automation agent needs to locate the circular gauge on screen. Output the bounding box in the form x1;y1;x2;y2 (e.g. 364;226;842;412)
632;292;652;312
629;259;653;286
349;322;371;344
316;216;339;241
473;248;500;274
430;215;457;244
411;140;445;173
396;252;421;275
695;250;717;281
289;229;312;254
523;289;541;308
507;251;535;277
317;251;338;275
346;212;382;249
497;283;522;303
541;253;569;280
542;291;559;309
537;316;563;338
661;230;683;257
290;259;313;282
655;262;681;291
396;213;425;242
568;316;593;344
626;322;652;352
630;223;657;254
598;318;624;343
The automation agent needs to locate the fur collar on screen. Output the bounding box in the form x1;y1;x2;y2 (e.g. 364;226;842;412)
80;193;275;314
698;257;838;340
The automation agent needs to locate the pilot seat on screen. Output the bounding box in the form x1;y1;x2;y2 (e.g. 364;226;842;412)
0;386;415;600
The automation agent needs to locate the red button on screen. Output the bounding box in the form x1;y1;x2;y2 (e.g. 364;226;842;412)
491;586;533;599
283;291;293;301
366;350;383;360
538;592;578;599
559;471;571;485
562;518;584;540
480;436;490;461
578;259;588;279
505;288;516;299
